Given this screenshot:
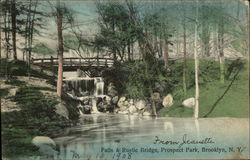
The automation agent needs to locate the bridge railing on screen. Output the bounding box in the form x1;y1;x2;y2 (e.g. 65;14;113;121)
31;56;114;67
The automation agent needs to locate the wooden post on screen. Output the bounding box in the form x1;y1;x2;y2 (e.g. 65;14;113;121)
41;59;44;73
31;58;34;64
97;57;99;67
50;56;55;77
70;58;72;66
105;59;108;67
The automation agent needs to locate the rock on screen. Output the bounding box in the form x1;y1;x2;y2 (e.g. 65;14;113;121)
119;105;128;111
128;99;134;105
143;111;151;116
162;94;173;108
104;96;112;104
55;103;69;119
32;136;58;157
144;104;152;112
151;92;161;102
124;101;129;106
128;105;137;114
135;100;146;110
117;97;127;107
97;101;104;109
32;136;56;149
182;97;195;108
83;99;89;105
83;105;92;113
118;97;126;103
112;96;119;104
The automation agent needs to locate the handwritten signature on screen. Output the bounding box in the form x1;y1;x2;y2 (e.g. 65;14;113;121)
153;134;215;148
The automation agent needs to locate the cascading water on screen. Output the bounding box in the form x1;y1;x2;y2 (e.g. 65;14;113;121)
94;77;104;97
63;76;105;114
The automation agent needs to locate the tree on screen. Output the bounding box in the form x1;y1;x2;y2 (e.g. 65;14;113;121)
194;1;199;119
95;1;136;62
1;0;11;59
56;0;64;97
181;4;188;97
24;0;40;65
218;10;225;84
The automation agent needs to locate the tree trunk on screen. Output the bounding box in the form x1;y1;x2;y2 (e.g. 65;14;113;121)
28;0;38;66
194;2;199;119
183;20;187;97
131;42;134;61
56;2;64;97
11;0;17;60
0;12;2;59
4;6;10;59
127;39;131;61
159;38;163;58
163;39;169;68
218;17;225;84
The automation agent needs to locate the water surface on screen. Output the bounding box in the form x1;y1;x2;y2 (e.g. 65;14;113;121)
53;114;249;159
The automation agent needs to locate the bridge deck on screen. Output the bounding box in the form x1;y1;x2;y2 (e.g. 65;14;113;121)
31;57;114;68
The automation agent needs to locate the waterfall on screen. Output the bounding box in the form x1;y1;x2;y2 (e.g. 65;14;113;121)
94;77;104;97
91;98;99;113
64;78;95;97
63;76;105;114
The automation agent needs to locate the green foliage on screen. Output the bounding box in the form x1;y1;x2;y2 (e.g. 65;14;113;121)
0;58;54;80
95;2;139;59
14;84;59;119
32;43;55;55
0;59;28;77
1;79;76;157
159;59;249;118
0;88;9;98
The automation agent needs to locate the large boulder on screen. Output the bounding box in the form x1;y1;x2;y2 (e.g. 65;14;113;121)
32;136;58;157
182;97;195;108
117;97;127;107
162;94;173;108
135;100;146;110
32;136;56;149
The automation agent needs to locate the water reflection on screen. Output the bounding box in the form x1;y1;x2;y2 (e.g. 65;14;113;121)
52;114;249;159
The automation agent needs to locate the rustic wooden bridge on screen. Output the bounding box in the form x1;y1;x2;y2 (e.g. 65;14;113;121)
31;56;114;71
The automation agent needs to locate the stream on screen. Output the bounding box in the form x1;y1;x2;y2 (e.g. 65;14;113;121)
52;114;249;159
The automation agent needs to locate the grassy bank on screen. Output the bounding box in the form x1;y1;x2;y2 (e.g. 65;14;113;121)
1;59;78;158
159;59;249;118
104;58;249;118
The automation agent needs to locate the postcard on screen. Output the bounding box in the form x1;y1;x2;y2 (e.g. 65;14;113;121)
1;0;249;160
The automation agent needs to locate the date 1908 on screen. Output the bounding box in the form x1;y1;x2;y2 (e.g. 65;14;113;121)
112;152;133;160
